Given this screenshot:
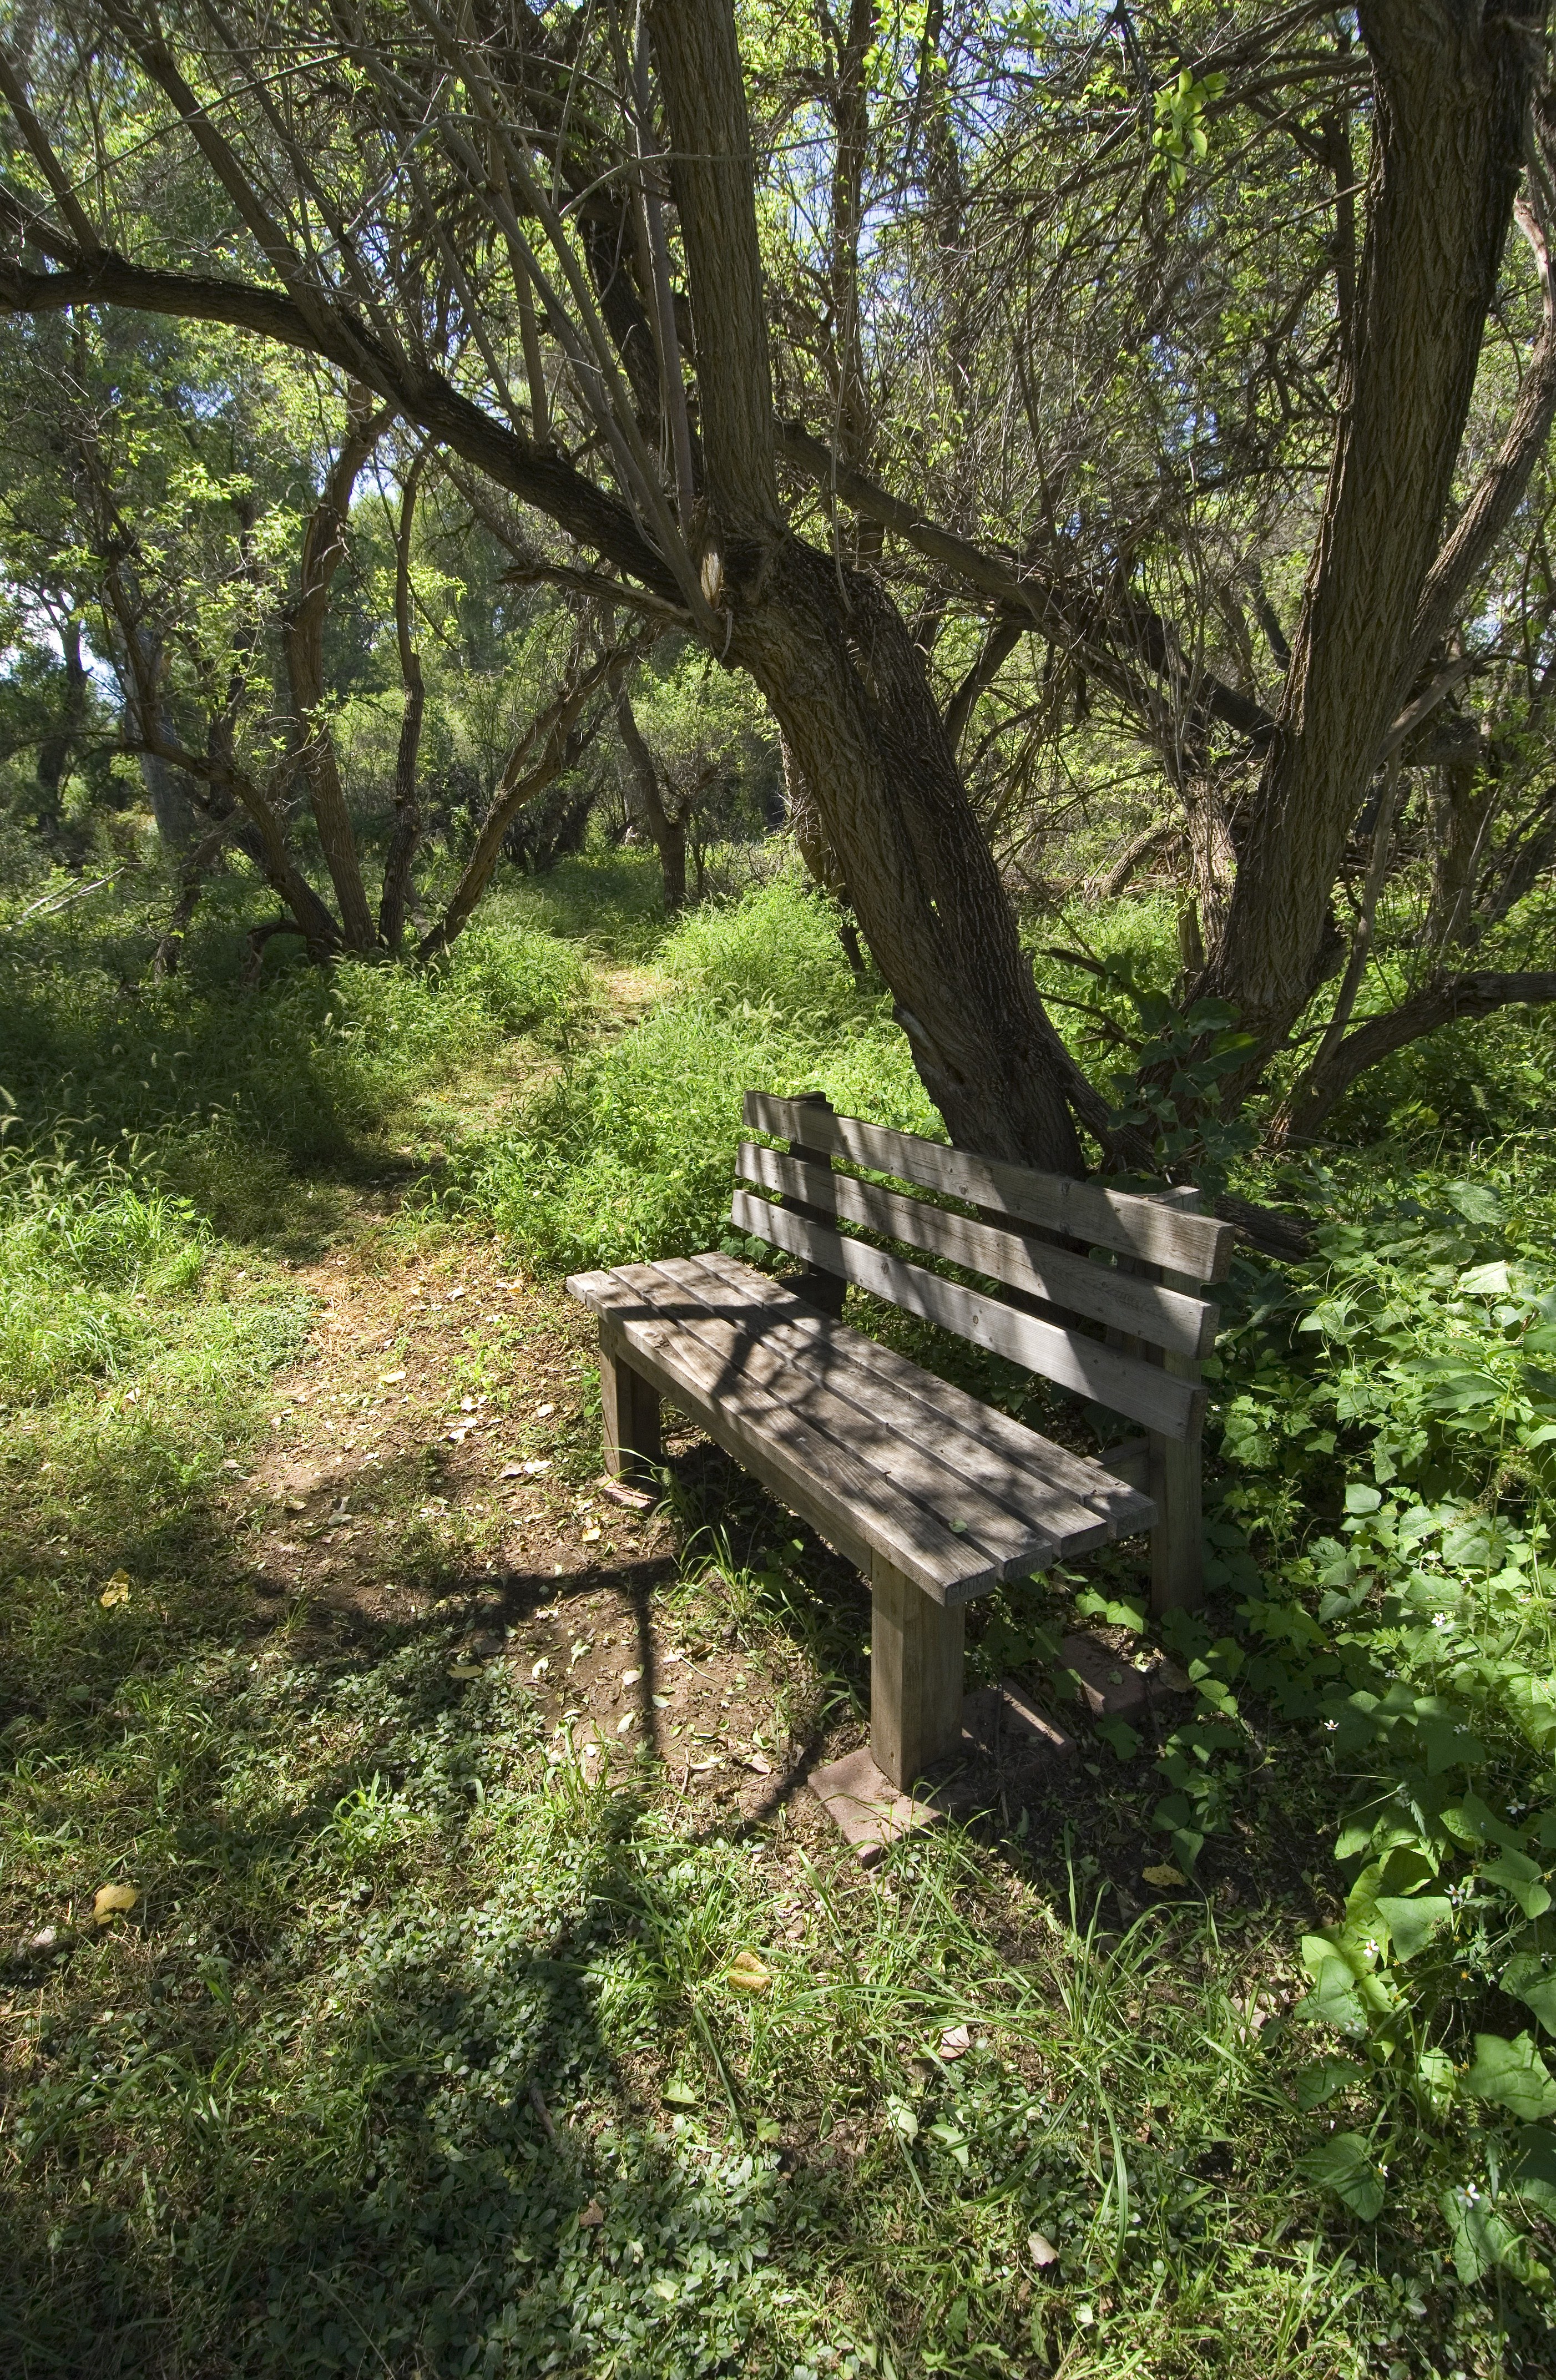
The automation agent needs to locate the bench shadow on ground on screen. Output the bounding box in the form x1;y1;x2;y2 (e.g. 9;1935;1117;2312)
3;1420;1333;2374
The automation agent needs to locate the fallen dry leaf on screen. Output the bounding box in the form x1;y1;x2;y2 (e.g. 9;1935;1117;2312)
620;1668;641;1687
93;1883;140;1922
531;1658;549;1681
1029;2232;1060;2268
726;1948;771;1993
938;2023;972;2061
616;1711;636;1734
1142;1863;1188;1889
746;1751;772;1776
581;1525;601;1543
99;1571;131;1608
578;2200;604;2227
378;1370;406;1385
535;1402;555;1419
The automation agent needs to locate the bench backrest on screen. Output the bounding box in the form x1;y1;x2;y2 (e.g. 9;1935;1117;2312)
730;1092;1236;1445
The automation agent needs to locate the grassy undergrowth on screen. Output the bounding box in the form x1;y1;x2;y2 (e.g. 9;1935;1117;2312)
4;852;1556;2376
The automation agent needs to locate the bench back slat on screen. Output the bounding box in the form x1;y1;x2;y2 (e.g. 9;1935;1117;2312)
737;1141;1218;1358
730;1188;1207;1441
744;1092;1235;1282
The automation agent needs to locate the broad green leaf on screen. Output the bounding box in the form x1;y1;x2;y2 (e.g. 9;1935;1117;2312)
1439;2186;1548;2291
1512;2125;1556;2219
1459;1261;1510;1296
1461;2033;1556;2121
1482;1852;1553;1921
1375;1895;1452;1964
1344;1482;1382;1515
1444;1181;1504;1227
1503;1956;1556;2037
1296;2131;1384;2220
1293;2056;1360;2112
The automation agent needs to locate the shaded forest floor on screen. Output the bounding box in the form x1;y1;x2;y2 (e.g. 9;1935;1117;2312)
2;858;1552;2379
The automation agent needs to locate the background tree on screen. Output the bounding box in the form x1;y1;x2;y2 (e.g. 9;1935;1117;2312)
1;2;1553;1183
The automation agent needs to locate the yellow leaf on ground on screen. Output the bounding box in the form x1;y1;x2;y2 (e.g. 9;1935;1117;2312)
93;1883;139;1922
726;1949;771;1993
99;1572;130;1608
1029;2232;1060;2267
1142;1863;1188;1889
448;1663;482;1681
378;1370;406;1384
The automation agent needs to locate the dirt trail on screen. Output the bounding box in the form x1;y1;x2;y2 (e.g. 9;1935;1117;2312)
227;963;846;1844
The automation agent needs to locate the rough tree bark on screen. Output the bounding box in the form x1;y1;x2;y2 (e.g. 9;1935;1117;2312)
650;0;1085;1170
615;685;687;911
1206;1;1548;1068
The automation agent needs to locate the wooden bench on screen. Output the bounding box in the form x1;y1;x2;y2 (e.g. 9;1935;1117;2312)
567;1092;1235;1805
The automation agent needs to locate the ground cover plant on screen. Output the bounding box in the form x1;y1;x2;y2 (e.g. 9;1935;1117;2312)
0;862;1552;2379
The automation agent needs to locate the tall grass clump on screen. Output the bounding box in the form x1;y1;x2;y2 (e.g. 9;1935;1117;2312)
0;882;594;1242
456;873;937;1273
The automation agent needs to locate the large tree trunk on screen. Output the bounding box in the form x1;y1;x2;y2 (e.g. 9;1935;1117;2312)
1206;2;1544;1062
731;543;1085;1170
653;0;1084;1173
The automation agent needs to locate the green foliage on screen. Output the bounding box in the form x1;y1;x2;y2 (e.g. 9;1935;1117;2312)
1114;1157;1556;2286
0;878;592;1241
453;875;934;1274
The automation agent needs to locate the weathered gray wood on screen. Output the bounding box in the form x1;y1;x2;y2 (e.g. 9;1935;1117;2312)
691;1251;1153;1533
871;1553;965;1788
572;1268;996;1598
1100;1438;1152;1493
729;1191;1206;1441
649;1254;1102;1568
1149;1261;1205;1612
743;1092;1235;1281
783;1092;847;1320
599;1337;661;1483
736;1141;1219;1356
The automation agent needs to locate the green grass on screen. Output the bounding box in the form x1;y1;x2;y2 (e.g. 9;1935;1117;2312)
3;857;1556;2377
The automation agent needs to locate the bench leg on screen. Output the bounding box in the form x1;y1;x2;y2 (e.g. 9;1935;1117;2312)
1149;1423;1203;1614
599;1330;661;1484
870;1555;964;1791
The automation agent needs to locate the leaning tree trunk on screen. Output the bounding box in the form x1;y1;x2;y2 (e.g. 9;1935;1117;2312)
653;0;1085;1174
1205;2;1544;1072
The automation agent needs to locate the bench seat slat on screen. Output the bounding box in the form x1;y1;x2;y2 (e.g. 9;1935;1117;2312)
651;1255;1115;1564
694;1247;1156;1523
573;1265;1009;1598
683;1250;1153;1537
744;1092;1235;1281
568;1259;1156;1604
731;1190;1206;1442
736;1141;1218;1356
